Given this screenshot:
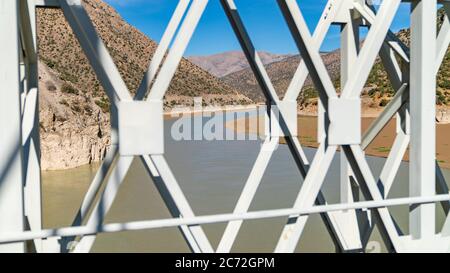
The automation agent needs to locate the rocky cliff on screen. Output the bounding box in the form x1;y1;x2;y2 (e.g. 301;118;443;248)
37;0;252;170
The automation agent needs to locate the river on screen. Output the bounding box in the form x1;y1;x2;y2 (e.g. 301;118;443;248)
41;111;450;253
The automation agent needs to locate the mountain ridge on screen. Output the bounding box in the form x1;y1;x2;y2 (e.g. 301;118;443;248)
188;51;293;77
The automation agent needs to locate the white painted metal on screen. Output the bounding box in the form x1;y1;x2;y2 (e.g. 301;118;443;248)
217;137;279;253
283;0;345;101
361;84;409;149
222;0;359;252
134;0;191;100
275;144;337;252
409;0;437;239
338;6;363;252
148;0;209;101
341;0;402;98
17;0;44;253
0;0;26;253
436;3;450;75
1;0;449;253
328;98;361;145
117;100;164;156
270;101;298;137
0;193;449;246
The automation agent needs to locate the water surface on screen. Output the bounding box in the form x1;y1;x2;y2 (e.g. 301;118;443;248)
42;112;450;253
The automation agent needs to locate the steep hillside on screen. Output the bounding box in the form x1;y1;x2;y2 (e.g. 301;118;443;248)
37;0;252;170
222;8;450;118
188;51;292;77
221;51;341;103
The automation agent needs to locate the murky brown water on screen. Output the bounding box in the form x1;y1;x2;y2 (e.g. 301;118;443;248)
41;115;450;253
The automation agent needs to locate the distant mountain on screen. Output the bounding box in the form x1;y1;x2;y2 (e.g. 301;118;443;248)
220;8;449;114
188;51;292;77
221;51;341;103
36;0;252;170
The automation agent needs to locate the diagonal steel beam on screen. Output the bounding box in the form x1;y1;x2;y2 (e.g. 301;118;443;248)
277;0;338;105
59;0;131;103
145;155;214;253
148;0;209;101
340;0;402;98
68;0;207;217
275;144;337;252
221;0;312;170
217;137;279;253
59;0;212;253
217;1;354;253
436;3;450;75
361;83;409;150
70;146;119;227
140;156;201;253
343;145;401;251
378;131;410;198
277;0;371;252
72;156;134;253
134;0;191;101
221;0;310;170
221;0;359;252
353;2;410;63
58;148;119;252
283;0;344;101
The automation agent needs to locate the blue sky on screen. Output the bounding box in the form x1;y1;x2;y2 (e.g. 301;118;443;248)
104;0;411;56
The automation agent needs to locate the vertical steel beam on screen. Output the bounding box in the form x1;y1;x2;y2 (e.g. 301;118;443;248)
21;0;43;252
337;3;363;252
340;5;360;204
409;0;437;239
0;0;26;253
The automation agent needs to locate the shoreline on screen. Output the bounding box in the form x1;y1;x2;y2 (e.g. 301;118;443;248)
163;104;258;118
228;114;450;170
43;105;259;173
43;106;450;172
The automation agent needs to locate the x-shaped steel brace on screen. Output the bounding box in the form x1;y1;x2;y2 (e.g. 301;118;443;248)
274;0;405;252
56;0;214;253
358;1;450;230
218;0;370;253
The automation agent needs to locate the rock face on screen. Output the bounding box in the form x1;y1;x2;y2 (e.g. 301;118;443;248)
38;61;110;170
36;0;252;170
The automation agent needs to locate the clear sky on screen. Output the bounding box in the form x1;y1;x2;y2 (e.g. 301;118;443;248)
104;0;411;56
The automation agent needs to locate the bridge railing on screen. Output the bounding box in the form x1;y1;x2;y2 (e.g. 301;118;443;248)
0;0;450;253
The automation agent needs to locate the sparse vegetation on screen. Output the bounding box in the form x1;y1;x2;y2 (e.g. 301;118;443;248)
37;2;249;114
61;83;78;95
95;97;110;113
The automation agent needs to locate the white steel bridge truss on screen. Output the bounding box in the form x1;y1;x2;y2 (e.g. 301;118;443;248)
0;0;450;253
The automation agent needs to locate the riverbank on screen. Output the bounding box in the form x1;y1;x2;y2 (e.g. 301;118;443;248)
41;105;259;171
228;114;450;170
